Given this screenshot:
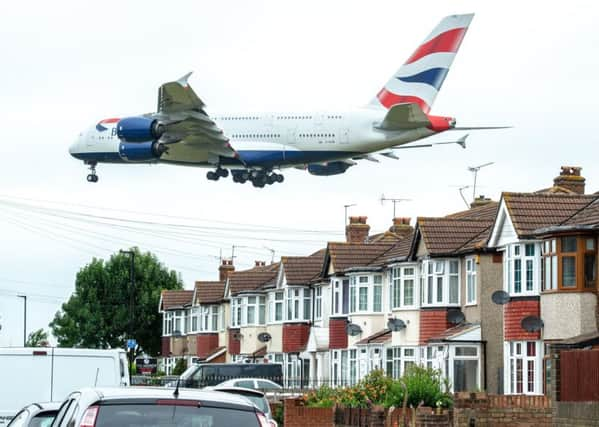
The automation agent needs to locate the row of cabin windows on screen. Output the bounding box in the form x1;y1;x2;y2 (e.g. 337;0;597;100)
218;116;260;121
231;133;281;139
299;133;335;138
276;115;312;120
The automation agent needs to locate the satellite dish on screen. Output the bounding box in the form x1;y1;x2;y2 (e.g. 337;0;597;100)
346;323;362;336
521;316;544;332
233;332;243;341
387;318;407;332
447;309;465;324
257;332;272;343
491;290;510;305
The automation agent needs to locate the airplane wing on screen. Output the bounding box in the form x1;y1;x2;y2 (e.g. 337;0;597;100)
375;103;431;130
155;73;241;163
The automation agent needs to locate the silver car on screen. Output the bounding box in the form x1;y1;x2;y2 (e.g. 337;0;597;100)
52;387;271;427
7;402;60;427
207;386;278;427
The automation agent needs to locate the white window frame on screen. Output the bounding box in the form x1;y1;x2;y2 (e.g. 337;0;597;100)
314;286;322;320
421;259;460;307
231;298;242;327
504;341;543;395
466;257;477;305
163;311;173;336
348;274;384;314
268;291;285;323
286;287;310;322
390;265;418;310
505;243;540;296
449;345;480;393
173;310;184;335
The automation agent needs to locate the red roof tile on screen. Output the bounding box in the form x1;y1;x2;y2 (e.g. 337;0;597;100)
326;242;395;273
355;329;391;345
281;249;325;285
418;217;494;256
228;263;279;296
161;290;193;310
194;281;225;304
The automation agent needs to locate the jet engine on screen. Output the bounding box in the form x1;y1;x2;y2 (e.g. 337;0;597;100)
119;141;167;162
116;116;165;142
307;161;352;176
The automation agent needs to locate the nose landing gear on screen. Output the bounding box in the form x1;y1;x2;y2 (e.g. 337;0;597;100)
86;162;99;183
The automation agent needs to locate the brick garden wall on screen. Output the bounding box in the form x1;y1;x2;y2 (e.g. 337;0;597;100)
284;398;334;427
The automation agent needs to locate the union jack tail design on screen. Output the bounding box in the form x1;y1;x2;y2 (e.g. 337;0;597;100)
371;14;474;113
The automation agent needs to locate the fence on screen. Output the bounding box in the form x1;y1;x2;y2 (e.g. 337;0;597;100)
560;349;599;401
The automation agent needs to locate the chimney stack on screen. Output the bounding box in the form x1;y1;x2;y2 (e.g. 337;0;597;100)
219;259;235;282
470;195;493;209
255;260;266;267
346;216;370;243
553;166;585;194
389;217;413;237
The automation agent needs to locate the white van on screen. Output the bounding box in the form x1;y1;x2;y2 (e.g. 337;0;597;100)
0;347;129;426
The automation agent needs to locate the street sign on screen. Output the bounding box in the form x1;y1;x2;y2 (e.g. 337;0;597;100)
126;339;137;349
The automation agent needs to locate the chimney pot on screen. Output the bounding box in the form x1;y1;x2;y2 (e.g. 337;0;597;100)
219;258;235;281
554;165;585;194
255;260;266;267
346;216;370;243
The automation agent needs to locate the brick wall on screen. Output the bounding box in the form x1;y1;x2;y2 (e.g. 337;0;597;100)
228;328;240;355
419;309;451;345
453;392;552;426
284;398;334;427
196;333;219;359
161;336;170;356
282;323;310;353
329;317;348;349
504;298;541;341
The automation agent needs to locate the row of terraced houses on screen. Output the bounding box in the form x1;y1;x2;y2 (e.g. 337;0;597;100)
158;166;599;396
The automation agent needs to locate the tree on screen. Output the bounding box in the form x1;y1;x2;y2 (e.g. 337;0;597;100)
50;248;183;355
26;328;49;347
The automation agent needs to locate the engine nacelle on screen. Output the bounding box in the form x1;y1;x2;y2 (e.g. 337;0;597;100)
116;116;165;142
307;161;351;176
119;141;167;162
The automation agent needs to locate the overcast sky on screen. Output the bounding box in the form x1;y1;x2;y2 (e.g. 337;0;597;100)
1;0;598;346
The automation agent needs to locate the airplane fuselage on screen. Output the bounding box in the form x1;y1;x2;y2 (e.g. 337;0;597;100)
70;108;437;169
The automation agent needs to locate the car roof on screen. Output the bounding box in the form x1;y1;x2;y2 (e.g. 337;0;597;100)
208;386;266;397
77;386;259;409
219;378;280;385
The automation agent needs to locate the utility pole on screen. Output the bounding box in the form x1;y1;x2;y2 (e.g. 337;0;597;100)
17;295;26;346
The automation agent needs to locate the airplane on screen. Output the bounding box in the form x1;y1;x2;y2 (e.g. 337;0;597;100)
69;13;505;187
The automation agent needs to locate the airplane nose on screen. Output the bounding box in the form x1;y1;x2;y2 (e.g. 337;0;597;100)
69;137;80;158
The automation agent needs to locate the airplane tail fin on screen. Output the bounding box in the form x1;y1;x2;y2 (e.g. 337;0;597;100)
370;14;474;113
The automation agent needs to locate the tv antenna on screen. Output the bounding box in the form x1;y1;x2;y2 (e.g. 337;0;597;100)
467;162;494;202
380;194;411;218
344;203;356;226
263;246;275;264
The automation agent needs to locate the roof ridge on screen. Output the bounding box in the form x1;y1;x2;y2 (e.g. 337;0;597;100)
454;224;493;253
559;194;599;226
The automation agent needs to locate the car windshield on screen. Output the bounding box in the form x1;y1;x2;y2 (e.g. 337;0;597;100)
95;404;259;427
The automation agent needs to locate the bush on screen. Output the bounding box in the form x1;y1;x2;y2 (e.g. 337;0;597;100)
384;365;452;409
304;384;337;408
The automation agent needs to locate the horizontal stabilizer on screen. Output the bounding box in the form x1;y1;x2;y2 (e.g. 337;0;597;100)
394;134;469;149
452;126;511;130
375;103;431;131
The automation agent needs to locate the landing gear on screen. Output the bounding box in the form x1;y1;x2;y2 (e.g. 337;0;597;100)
231;170;284;186
86;162;98;183
206;167;229;181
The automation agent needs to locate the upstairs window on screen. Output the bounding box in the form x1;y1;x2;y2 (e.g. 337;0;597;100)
390;266;417;309
348;274;384;313
331;278;350;316
286;288;311;321
466;258;477;305
315;286;322;320
421;260;460;306
542;236;596;291
506;243;540;296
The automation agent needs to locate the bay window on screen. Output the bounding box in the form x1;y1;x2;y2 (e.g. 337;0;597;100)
506;341;542;395
163;311;173;336
466;258;477;304
391;266;417;309
421;260;460;306
542;236;597;291
315;286;322;320
286;287;310;321
173;310;184;334
386;347;401;379
348;274;384;313
268;291;284;323
505;243;540;296
231;295;265;326
231;298;242;327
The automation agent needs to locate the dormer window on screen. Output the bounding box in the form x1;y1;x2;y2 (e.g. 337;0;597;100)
542;236;596;291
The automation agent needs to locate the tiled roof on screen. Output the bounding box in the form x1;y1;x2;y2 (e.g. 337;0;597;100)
428;322;480;342
281;249;325;285
228;263;279;296
564;198;599;227
372;230;415;265
194;281;225;304
355;329;391;345
418;217;494;256
445;202;499;221
326;242;395;273
161;290;193;310
503;192;596;237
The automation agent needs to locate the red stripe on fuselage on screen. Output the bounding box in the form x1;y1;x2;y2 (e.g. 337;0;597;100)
376;89;430;113
405;27;467;65
100;118;120;124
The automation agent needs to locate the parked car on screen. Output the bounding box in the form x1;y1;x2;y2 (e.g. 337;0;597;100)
6;402;60;427
177;363;283;388
207;386;277;427
51;387;271;427
0;347;129;426
215;378;282;391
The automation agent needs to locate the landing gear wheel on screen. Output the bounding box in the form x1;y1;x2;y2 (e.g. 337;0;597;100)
207;171;219;181
217;168;229;178
266;175;276;185
86;162;98;183
275;174;284;183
